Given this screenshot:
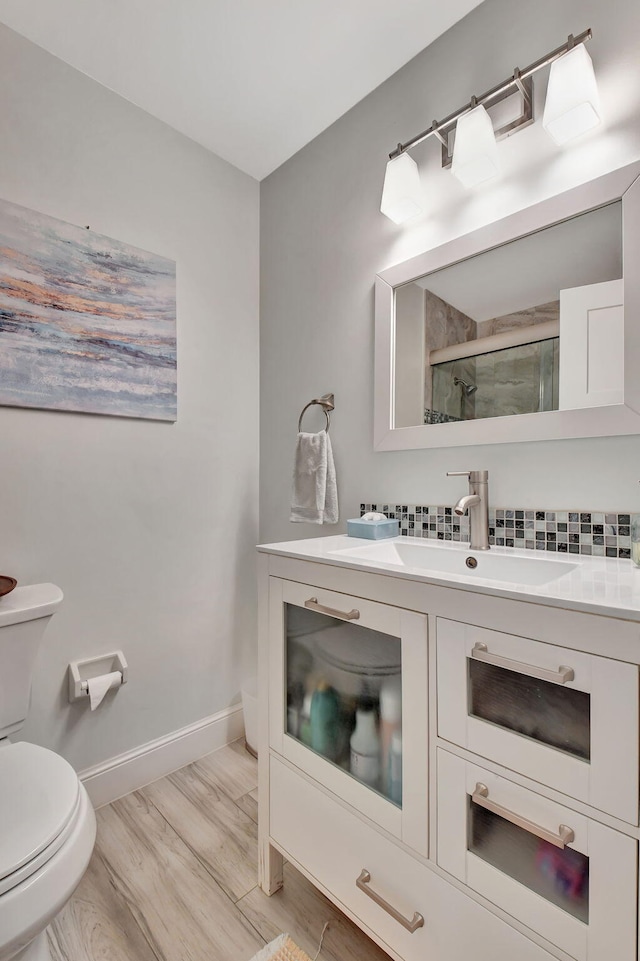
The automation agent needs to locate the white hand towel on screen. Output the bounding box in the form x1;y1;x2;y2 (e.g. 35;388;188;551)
290;430;339;524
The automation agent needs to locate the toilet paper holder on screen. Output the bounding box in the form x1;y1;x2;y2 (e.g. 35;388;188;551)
68;650;128;703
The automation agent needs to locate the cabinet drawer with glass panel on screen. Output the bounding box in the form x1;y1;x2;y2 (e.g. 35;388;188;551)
436;750;638;961
267;578;429;854
436;618;639;823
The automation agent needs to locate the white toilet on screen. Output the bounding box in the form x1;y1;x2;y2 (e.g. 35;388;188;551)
0;584;96;961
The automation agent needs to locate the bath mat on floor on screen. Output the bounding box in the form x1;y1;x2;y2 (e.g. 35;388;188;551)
248;934;313;961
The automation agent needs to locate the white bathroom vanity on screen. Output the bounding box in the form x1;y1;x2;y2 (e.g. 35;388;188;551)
257;535;640;961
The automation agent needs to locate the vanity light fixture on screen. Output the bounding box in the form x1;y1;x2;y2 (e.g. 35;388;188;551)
450;102;500;188
381;28;598;222
380;151;425;224
542;42;601;145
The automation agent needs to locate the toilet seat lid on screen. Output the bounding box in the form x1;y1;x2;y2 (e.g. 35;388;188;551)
0;742;80;884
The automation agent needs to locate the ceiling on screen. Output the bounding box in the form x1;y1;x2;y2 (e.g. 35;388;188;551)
413;203;622;323
0;0;484;180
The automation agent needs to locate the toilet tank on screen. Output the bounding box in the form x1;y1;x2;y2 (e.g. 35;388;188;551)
0;584;63;738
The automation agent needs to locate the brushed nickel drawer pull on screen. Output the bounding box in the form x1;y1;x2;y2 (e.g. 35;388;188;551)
471;642;575;685
356;869;424;933
305;597;360;621
472;783;575;850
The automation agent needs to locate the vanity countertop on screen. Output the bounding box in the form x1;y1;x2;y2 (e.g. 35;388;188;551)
258;534;640;622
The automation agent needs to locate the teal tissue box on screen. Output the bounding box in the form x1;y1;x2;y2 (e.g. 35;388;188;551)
347;516;400;539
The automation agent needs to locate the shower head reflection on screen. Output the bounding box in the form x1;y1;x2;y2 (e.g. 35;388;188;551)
454;376;478;397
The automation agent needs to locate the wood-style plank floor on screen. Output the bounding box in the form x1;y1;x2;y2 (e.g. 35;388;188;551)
49;740;391;961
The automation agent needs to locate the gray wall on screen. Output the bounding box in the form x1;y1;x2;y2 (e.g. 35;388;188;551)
260;0;640;543
0;25;260;770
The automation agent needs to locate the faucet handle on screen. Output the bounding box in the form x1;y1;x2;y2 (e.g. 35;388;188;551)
447;470;489;482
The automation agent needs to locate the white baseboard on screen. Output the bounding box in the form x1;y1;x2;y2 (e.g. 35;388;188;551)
80;704;245;808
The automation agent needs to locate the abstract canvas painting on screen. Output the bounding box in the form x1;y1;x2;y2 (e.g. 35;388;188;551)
0;198;176;420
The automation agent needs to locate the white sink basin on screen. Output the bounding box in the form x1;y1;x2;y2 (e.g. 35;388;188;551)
328;539;578;586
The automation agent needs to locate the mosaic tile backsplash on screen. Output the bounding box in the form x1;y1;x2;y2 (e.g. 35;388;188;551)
359;503;633;559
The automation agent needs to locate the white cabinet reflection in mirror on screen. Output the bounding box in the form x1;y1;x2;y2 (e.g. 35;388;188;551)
559;279;624;409
374;161;640;450
258;540;640;961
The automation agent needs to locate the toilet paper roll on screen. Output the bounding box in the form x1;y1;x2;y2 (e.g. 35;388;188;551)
87;671;122;710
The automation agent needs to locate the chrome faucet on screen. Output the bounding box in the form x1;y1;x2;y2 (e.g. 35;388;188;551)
447;470;490;551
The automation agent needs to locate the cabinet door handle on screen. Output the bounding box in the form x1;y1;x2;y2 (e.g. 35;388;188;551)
472;783;575;850
471;642;575;685
356;869;424;933
304;597;360;621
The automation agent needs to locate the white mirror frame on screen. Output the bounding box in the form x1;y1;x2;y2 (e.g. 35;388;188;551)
374;161;640;450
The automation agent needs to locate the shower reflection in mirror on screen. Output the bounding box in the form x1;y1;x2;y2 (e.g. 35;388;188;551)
429;337;559;424
393;201;622;428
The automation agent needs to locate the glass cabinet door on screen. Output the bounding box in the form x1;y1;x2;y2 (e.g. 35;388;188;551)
468;656;590;761
285;600;402;805
468;790;589;924
268;578;428;852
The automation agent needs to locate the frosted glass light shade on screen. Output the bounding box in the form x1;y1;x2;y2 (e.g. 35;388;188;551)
543;44;601;145
451;104;500;188
380;153;424;224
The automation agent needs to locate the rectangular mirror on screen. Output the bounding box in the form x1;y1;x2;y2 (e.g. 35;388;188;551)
396;203;622;427
375;162;640;450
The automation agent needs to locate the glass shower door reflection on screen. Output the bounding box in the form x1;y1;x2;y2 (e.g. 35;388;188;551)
430;336;560;421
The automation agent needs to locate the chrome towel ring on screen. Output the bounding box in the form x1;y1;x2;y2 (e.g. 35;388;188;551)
298;393;335;433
